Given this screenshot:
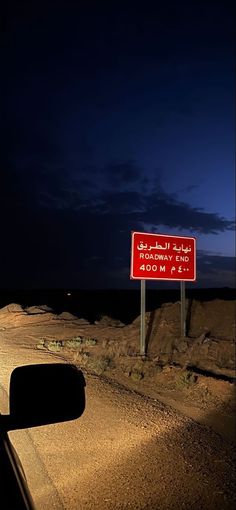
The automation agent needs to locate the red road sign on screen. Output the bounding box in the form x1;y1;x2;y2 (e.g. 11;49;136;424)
130;231;196;281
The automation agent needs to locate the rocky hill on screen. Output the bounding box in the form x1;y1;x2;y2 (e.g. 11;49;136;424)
0;298;235;379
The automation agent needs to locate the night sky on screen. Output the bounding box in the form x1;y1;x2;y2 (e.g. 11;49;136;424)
2;1;235;290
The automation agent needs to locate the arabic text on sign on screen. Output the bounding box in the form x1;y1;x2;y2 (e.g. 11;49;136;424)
137;241;192;253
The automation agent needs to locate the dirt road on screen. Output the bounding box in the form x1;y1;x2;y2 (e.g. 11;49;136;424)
0;333;235;510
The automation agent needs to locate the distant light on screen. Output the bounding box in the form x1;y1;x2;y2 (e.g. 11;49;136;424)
67;292;71;297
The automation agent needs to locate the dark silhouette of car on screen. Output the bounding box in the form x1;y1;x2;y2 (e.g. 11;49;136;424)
0;363;86;509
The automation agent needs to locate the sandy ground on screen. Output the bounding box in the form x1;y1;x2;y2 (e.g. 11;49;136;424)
0;314;236;509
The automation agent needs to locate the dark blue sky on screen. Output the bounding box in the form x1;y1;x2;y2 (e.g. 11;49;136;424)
2;1;235;289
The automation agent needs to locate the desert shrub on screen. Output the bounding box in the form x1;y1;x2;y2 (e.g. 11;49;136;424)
71;335;83;342
128;358;145;381
130;369;144;381
66;337;83;348
37;336;97;351
67;336;97;348
70;350;91;366
36;339;46;350
80;351;90;360
46;340;64;351
178;369;198;387
90;355;113;375
84;337;97;346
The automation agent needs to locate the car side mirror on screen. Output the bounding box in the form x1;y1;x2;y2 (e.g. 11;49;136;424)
3;363;86;431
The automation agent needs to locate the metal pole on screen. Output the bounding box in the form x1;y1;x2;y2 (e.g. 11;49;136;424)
140;279;146;355
180;280;186;337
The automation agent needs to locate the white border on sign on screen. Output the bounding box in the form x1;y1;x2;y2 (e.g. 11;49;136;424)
130;231;197;281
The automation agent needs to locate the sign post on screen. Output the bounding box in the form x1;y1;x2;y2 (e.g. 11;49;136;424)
140;279;146;356
180;280;186;337
130;231;196;354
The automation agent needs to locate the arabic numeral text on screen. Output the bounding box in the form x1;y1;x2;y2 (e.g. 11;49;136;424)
140;264;158;271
